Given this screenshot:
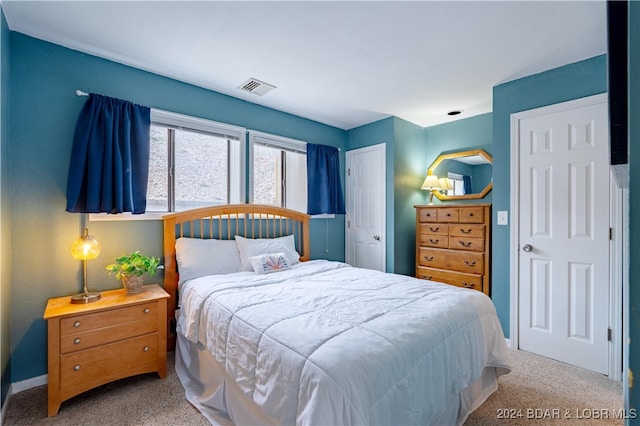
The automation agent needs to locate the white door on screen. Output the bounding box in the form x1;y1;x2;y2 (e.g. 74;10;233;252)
345;143;386;271
516;96;610;374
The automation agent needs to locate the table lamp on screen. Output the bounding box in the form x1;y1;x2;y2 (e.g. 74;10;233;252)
421;174;441;204
70;228;102;304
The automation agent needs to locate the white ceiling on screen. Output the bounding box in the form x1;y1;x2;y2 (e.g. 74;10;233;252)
2;1;607;130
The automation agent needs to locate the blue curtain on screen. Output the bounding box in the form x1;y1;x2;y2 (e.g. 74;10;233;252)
66;94;151;214
463;175;473;194
306;143;346;215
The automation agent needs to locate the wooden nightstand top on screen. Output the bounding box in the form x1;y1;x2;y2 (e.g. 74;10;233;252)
43;284;170;320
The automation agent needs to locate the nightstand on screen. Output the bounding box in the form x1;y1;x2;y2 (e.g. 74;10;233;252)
43;284;170;416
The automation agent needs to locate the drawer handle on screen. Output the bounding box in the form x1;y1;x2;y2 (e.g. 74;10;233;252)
74;321;81;328
464;260;477;266
144;308;150;314
429;239;440;244
459;241;472;247
429;226;440;232
423;256;434;261
462;282;475;288
460;228;472;234
74;338;81;345
143;346;150;352
468;213;474;216
446;213;451;216
73;365;80;371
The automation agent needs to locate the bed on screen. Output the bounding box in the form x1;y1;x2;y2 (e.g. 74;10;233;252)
163;204;510;425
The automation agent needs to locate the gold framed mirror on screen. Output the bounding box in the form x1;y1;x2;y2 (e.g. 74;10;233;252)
428;149;493;200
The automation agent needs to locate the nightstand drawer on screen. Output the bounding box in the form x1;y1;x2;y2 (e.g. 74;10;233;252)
60;333;158;390
60;316;157;354
60;302;158;336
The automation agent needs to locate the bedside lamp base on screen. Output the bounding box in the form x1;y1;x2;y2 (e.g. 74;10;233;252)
70;292;102;304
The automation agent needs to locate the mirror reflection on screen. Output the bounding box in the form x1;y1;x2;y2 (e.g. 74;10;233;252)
428;149;493;200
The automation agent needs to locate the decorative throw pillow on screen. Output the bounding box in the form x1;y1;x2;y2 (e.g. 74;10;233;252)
175;238;242;282
249;252;290;274
235;234;300;271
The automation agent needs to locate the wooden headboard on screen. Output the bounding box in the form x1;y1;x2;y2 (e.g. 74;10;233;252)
162;204;310;349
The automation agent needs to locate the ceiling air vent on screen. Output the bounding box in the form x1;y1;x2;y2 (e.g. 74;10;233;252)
237;78;276;96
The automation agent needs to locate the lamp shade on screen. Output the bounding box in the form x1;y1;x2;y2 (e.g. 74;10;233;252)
71;228;101;261
421;174;441;190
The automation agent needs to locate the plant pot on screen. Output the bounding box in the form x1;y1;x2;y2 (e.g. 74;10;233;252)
122;275;144;294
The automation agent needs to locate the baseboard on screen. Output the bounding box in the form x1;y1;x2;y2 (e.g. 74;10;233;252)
10;374;47;394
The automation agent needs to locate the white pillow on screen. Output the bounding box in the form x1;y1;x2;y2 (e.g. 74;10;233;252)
175;238;241;282
235;234;300;272
249;252;291;274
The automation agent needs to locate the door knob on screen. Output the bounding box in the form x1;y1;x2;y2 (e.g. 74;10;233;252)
373;235;381;241
522;244;533;252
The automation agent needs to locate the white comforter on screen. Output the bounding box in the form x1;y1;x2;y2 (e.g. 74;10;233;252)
178;260;510;425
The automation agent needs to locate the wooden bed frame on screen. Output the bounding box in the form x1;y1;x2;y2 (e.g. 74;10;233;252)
162;204;310;349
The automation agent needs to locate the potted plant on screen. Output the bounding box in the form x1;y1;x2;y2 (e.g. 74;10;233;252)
106;251;161;294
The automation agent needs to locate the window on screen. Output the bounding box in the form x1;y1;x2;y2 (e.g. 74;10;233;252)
249;131;307;213
147;110;245;213
447;172;465;196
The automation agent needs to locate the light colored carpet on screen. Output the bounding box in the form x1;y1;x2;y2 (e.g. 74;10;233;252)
3;349;623;425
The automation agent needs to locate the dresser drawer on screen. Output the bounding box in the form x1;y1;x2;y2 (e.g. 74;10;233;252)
419;223;448;236
437;208;459;222
449;224;484;238
418;208;438;223
60;315;158;354
60;302;158;336
419;234;449;248
449;236;484;252
459;207;484;223
60;333;159;390
417;267;483;291
418;248;484;274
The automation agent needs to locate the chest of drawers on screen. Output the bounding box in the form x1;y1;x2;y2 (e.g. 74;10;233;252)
43;284;170;416
415;204;491;295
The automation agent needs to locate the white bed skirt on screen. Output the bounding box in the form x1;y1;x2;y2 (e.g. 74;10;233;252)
175;332;501;426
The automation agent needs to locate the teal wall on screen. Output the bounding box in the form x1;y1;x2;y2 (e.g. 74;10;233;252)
392;117;427;276
627;0;639;418
423;112;493;205
8;33;347;381
0;7;10;407
345;116;425;276
491;55;607;335
346;117;396;272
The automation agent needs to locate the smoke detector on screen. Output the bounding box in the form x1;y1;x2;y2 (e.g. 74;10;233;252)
237;78;276;96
